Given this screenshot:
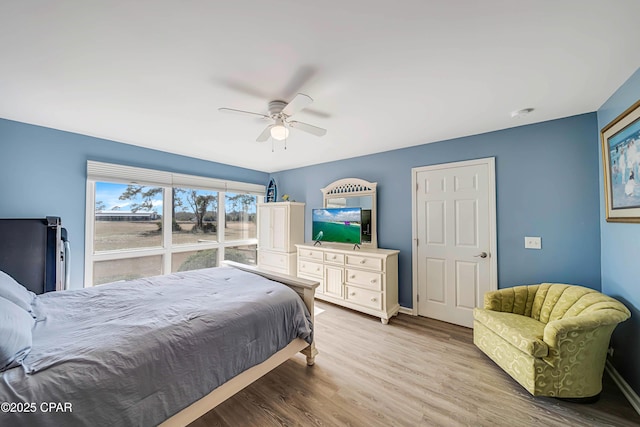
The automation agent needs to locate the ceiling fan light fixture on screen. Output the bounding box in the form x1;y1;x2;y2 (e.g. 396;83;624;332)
220;93;326;144
270;120;289;140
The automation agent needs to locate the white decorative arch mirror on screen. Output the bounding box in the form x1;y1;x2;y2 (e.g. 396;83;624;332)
321;178;377;248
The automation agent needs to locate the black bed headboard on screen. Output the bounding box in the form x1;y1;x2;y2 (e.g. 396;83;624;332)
0;217;63;294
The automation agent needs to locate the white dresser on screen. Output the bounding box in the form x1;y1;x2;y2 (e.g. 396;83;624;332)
296;243;399;324
257;202;305;275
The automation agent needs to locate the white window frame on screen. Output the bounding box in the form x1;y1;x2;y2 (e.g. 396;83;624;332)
85;161;264;287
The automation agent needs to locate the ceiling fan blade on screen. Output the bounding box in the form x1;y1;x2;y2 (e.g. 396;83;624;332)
288;121;327;137
218;107;269;119
280;66;318;100
282;93;313;116
218;78;270;100
256;125;273;142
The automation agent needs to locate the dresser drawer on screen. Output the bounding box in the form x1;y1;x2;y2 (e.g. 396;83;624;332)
345;286;383;310
298;260;324;278
345;254;382;271
299;248;324;261
345;269;382;291
324;252;344;264
264;265;290;275
259;251;288;269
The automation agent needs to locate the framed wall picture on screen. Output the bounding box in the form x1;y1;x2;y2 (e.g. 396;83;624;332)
601;99;640;222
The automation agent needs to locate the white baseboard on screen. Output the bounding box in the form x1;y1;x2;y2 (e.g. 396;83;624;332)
399;306;415;315
606;360;640;416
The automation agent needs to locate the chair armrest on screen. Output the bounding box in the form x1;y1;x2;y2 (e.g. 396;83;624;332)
544;309;630;343
542;309;630;367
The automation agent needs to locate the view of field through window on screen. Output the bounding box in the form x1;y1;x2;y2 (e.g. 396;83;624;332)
93;182;257;284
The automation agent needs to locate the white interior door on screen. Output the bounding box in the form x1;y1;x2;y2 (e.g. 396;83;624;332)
412;158;497;328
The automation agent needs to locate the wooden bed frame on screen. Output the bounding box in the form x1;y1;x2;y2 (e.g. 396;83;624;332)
160;261;319;427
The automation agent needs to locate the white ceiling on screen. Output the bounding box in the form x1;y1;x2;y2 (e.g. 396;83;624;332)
1;1;640;173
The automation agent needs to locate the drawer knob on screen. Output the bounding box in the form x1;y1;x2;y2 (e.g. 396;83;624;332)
309;252;313;256
370;279;376;284
332;255;337;259
350;292;356;296
350;275;356;279
371;297;377;302
360;259;366;264
316;267;320;271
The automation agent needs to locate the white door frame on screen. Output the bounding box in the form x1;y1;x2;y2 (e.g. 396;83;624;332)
410;157;498;316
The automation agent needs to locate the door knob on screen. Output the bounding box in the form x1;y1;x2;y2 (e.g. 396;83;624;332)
474;252;488;258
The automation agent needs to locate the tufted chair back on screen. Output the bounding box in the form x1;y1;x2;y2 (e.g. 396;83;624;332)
484;283;630;325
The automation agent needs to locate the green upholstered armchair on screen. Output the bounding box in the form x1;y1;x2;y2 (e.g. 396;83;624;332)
473;283;630;399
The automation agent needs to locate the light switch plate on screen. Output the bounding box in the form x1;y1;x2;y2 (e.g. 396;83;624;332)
525;236;542;249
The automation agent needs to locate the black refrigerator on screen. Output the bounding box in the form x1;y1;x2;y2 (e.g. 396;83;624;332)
0;217;69;294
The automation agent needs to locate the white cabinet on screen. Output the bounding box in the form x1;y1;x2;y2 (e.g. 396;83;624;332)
296;243;399;324
324;265;344;298
257;202;304;275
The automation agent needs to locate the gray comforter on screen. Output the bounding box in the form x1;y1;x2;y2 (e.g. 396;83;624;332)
0;266;313;426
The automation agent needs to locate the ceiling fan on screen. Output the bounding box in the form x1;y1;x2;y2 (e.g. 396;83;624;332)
219;93;327;142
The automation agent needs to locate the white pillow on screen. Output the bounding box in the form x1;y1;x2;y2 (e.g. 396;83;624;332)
0;297;34;371
0;270;36;315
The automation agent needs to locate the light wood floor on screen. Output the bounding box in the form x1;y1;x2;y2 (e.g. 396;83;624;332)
190;301;640;427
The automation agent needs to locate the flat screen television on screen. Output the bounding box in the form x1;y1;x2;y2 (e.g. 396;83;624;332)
312;207;362;245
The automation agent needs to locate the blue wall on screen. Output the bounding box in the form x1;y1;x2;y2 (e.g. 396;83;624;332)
271;113;602;308
3;98;631;390
0;118;268;288
597;67;640;395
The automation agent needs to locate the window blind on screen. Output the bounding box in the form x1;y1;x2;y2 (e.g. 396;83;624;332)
87;161;265;194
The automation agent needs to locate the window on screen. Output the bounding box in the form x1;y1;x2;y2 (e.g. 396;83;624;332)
94;256;163;285
225;192;258;241
224;244;257;265
172;188;219;245
94;182;163;252
171;249;218;273
86;161;264;286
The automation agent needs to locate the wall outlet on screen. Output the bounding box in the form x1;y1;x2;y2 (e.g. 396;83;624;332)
524;236;542;249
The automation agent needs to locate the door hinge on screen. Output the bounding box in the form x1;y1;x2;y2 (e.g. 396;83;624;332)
416;182;419;191
417;294;420;302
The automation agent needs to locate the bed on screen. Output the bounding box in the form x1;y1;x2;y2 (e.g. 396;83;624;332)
0;261;318;427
